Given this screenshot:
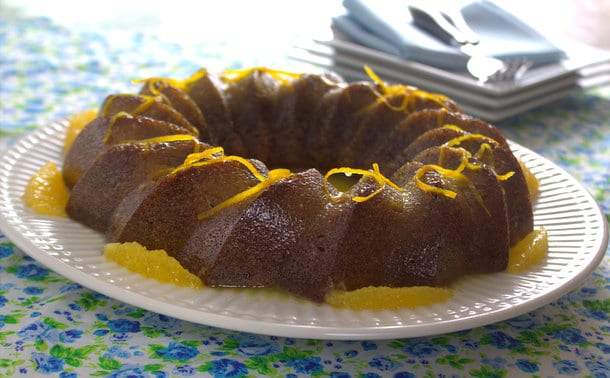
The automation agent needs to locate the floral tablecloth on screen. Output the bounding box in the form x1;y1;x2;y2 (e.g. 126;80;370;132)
1;5;609;378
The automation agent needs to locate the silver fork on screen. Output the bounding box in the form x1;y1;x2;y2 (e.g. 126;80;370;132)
408;4;532;84
486;57;533;83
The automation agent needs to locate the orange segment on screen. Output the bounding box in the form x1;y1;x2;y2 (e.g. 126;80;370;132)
23;161;69;217
64;109;97;154
104;242;203;289
325;286;453;310
519;160;540;200
507;228;548;273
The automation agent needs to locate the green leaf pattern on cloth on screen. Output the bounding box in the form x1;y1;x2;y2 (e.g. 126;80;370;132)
1;9;609;377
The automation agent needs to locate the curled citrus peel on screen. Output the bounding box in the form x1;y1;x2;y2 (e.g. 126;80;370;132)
133;134;199;145
415;142;515;216
439;124;464;132
104;111;130;143
103;110;200;146
444;133;499;149
169;146;293;220
414;164;460;199
101;94;200;137
134;77;186;93
198;168;292;220
136;78;183;112
221;67;303;86
439;126;515;181
324;163;404;203
364;65;451;112
173;146;268;182
416;148;488;214
100;94;156;116
134;68;210;92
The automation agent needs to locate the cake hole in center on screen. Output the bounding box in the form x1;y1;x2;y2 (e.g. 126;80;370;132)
327;172;362;192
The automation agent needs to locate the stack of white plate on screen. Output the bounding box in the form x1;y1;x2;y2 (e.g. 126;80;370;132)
293;33;610;122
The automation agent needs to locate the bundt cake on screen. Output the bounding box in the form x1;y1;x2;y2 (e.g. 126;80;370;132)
63;66;534;302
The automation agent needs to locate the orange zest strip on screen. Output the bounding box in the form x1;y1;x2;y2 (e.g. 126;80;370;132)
136;79;176;111
364;65;450;112
220;67;303;86
475;142;493;161
133;77;186;92
133;68;210;92
197;168;292;220
133;134;198;145
180;146;225;166
444;133;499;148
173;146;268;182
100;93;199;137
496;171;515;181
443;145;484;173
103;112;198;145
182;68;209;87
443;132;515;182
324;163;404;203
103;111;130;143
415;151;492;215
167;146;294;220
364;65;388;92
440;124;465;132
414;164;459;199
131;95;158;115
100;94;158;116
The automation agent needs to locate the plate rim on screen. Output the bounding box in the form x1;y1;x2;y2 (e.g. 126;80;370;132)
0;119;607;340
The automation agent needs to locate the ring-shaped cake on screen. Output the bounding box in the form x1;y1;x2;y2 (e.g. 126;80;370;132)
62;67;534;302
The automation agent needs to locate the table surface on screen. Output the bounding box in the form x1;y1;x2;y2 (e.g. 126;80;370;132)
1;2;609;377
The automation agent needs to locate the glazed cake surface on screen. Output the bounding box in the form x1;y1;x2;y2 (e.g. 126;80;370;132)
64;67;534;301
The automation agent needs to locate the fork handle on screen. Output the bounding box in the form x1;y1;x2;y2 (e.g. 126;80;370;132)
408;4;474;46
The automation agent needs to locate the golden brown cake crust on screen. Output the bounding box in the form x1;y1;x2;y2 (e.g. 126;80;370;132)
63;67;534;301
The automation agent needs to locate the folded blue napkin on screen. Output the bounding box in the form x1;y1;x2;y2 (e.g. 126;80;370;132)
332;0;566;71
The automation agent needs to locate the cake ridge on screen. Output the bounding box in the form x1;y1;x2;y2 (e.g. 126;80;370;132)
63;66;534;301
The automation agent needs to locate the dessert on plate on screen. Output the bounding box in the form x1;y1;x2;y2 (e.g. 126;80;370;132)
47;67;537;303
